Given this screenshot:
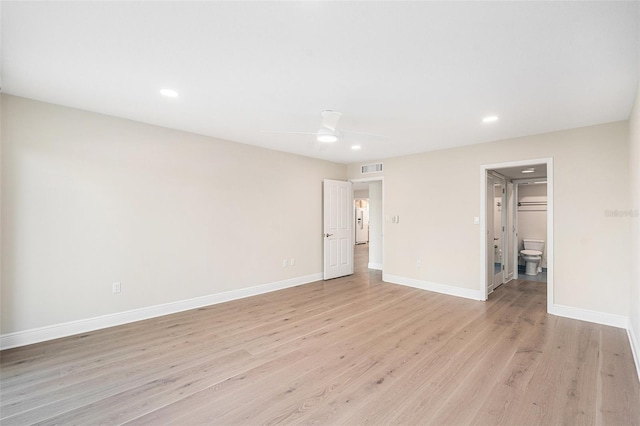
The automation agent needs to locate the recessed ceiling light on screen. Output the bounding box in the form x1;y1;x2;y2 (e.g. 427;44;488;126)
160;88;179;98
351;145;361;150
317;134;338;143
482;115;499;123
522;168;535;174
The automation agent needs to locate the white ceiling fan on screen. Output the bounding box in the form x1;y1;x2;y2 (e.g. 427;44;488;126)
264;110;386;143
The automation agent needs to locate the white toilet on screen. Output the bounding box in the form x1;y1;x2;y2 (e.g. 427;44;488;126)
520;239;544;276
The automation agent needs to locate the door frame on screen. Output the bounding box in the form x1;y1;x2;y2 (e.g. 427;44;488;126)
480;158;554;312
350;177;384;272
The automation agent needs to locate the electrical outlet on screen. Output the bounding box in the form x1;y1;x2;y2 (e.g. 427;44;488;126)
474;216;480;225
290;257;295;266
416;259;422;269
282;259;288;268
112;282;121;294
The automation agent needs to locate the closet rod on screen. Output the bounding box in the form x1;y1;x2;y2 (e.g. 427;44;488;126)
518;201;547;206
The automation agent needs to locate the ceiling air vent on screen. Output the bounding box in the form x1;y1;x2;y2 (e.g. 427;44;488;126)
361;163;383;174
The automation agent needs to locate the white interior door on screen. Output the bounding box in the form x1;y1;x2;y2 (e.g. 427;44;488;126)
506;182;515;281
486;174;496;293
323;179;354;280
487;172;507;293
492;175;506;289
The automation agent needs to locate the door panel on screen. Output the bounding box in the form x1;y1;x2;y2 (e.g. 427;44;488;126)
507;182;515;280
487;173;507;294
487;175;495;293
323;179;354;280
493;180;505;287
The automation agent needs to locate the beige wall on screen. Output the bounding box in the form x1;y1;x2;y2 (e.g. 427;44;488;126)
354;189;369;199
0;95;346;334
368;181;383;267
348;122;631;317
629;83;640;366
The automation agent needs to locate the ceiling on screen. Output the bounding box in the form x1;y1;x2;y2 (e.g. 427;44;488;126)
1;1;638;164
492;164;547;180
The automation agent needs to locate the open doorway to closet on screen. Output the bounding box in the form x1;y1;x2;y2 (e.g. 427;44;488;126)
481;159;554;311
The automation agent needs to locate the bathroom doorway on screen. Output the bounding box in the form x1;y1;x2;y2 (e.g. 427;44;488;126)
513;179;548;283
480;158;554;310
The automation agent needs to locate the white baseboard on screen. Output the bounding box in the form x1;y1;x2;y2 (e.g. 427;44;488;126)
548;304;628;329
628;321;640;383
368;262;383;270
383;274;484;301
0;272;323;350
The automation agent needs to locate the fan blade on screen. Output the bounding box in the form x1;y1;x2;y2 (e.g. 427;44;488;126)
321;110;342;131
262;131;315;135
340;129;388;140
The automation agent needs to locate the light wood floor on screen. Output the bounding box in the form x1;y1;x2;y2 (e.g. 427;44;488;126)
1;245;639;425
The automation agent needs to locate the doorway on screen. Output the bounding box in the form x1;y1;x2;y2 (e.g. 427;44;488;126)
351;177;384;272
514;179;548;282
480;158;554;311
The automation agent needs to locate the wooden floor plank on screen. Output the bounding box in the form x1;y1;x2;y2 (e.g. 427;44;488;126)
598;326;640;425
425;281;549;426
336;281;537;425
461;284;556;425
3;284;406;422
127;287;434;424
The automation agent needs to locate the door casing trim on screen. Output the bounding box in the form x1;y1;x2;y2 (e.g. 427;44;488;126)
480;158;554;312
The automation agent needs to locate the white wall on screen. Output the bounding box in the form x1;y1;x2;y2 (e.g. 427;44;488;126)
0;95;346;335
517;183;548;268
348;122;631;318
368;181;383;268
629;83;640;376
